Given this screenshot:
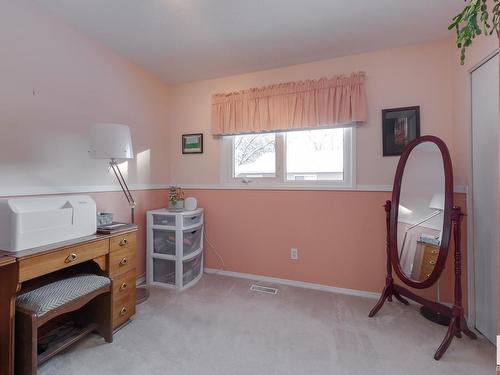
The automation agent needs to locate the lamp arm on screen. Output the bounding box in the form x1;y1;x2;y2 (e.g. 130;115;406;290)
110;159;136;223
405;210;442;232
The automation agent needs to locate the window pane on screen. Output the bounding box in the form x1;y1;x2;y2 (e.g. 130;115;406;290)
286;128;343;181
234;133;276;178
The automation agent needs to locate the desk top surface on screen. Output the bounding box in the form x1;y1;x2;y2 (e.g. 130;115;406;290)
0;226;138;260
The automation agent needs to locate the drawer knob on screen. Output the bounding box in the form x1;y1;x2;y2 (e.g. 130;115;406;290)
120;282;128;291
119;257;128;266
119;238;128;246
65;253;78;263
431;249;439;255
429;260;436;265
119;307;128;317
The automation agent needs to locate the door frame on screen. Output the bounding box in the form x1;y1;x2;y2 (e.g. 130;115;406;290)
467;50;499;328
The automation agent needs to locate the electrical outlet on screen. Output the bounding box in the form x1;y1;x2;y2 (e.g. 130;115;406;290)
290;248;298;260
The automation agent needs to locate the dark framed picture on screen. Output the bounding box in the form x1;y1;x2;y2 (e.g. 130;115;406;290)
182;133;203;154
382;106;420;156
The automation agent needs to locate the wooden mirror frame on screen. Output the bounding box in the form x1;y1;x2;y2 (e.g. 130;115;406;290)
389;135;453;289
368;135;477;360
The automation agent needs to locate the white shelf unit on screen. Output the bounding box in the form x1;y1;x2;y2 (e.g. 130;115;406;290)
146;208;204;291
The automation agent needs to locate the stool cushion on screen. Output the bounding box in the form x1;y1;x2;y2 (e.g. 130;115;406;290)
16;274;111;317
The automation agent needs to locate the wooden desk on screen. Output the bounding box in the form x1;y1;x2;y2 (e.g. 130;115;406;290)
0;228;137;375
0;256;18;375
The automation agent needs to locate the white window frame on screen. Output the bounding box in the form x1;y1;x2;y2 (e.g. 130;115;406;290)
221;126;356;190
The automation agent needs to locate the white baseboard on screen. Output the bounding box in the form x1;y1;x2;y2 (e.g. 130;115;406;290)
136;275;146;286
204;268;381;300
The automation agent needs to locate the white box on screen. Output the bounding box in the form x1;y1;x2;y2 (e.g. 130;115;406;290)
0;195;97;252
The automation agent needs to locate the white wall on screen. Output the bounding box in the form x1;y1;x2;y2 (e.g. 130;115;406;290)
0;0;171;196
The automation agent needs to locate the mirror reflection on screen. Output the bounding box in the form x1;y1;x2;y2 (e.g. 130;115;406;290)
397;142;445;282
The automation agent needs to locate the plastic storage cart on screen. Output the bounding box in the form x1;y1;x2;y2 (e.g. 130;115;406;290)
146;208;203;291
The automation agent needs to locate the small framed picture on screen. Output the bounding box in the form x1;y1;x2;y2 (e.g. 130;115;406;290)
182;133;203;154
382;106;420;156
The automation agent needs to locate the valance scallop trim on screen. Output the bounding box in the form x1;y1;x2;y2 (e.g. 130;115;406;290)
212;71;367;135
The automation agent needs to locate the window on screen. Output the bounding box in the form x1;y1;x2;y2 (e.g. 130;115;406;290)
285;128;344;181
223;127;355;188
233;133;276;178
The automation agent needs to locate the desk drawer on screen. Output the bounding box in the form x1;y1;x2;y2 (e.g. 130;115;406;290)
113;269;136;298
18;240;109;282
110;232;136;253
113;290;136;329
109;246;136;277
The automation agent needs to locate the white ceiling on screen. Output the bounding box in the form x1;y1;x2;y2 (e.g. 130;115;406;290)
35;0;463;84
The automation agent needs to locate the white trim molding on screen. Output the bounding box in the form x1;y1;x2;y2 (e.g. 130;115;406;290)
204;268;381;300
0;184;170;198
0;183;468;197
180;183;468;194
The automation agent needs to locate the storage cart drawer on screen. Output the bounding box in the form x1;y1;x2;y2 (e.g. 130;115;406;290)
152;229;176;256
183;213;203;227
183;227;202;257
183;253;202;286
153;258;176;285
152;213;176;227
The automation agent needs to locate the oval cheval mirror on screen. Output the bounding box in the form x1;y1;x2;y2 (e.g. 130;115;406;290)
394;139;450;289
368;135;477;360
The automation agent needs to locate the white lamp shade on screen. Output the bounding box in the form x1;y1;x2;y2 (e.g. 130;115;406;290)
89;123;134;161
429;193;445;211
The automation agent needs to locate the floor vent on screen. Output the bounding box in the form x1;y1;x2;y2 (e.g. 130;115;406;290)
250;284;279;295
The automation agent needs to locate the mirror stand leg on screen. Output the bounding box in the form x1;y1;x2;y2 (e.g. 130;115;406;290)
434;317;458;360
460;316;477;339
434;207;478;360
392;291;410;305
369;277;394;317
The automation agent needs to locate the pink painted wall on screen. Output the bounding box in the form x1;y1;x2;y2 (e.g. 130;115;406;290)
188;189;467;303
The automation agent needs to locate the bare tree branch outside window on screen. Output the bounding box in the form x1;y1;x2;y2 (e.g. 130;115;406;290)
234;134;275;166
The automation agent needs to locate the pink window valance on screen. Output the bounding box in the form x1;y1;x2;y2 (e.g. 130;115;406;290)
211;71;367;135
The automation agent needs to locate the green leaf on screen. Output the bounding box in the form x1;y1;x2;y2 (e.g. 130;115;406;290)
450;0;499;64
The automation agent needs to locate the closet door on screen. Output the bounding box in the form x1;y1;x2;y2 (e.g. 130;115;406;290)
471;53;499;344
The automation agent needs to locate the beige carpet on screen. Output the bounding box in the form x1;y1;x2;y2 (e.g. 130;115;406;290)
39;274;494;375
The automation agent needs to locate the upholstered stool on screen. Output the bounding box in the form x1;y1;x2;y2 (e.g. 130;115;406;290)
15;274;113;375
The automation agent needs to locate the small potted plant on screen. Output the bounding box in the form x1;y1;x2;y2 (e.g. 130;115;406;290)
168;186;185;211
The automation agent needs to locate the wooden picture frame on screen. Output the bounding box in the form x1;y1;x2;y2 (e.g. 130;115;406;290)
182;133;203;154
382;106;420;156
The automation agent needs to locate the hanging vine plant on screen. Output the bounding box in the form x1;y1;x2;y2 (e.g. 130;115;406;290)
449;0;499;64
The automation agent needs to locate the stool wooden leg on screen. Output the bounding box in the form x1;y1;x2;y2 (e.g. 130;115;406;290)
98;291;113;343
15;309;38;375
81;292;113;343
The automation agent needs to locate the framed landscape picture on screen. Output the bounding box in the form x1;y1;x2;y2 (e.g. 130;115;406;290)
382;106;420;156
182;133;203;154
